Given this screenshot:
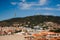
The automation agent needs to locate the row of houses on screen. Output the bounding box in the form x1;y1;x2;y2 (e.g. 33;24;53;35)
0;27;24;35
24;31;60;40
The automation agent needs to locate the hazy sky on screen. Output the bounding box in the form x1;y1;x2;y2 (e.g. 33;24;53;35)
0;0;60;21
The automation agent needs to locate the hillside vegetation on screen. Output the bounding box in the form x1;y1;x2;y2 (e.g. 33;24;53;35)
0;15;60;28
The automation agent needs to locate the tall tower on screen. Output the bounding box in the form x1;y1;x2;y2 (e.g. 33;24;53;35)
11;2;17;18
14;12;16;17
14;7;16;18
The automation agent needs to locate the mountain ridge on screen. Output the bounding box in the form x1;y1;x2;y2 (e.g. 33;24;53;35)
0;15;60;27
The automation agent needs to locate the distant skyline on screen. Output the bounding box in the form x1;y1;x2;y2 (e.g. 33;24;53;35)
0;0;60;21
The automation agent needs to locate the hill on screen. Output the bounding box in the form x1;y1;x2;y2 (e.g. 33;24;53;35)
0;15;60;28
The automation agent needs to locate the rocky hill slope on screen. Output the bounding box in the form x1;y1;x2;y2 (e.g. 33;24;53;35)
0;15;60;28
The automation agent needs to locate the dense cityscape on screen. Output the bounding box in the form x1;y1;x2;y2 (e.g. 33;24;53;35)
0;15;60;40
